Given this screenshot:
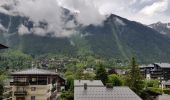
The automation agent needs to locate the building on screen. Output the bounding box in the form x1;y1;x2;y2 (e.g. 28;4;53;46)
74;80;142;100
157;94;170;100
164;80;170;88
10;68;65;100
140;63;170;81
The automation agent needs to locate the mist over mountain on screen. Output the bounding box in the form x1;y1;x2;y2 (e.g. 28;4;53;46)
1;9;170;63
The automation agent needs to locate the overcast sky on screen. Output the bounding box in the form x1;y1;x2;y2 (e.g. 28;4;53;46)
0;0;169;25
0;0;169;37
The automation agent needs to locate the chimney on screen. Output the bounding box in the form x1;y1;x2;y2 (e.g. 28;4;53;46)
84;83;87;90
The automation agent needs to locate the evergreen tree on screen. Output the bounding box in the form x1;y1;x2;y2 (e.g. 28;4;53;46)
95;64;108;85
127;57;144;95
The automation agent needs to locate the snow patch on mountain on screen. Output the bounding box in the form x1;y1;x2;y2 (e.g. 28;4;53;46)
0;23;7;32
115;17;126;26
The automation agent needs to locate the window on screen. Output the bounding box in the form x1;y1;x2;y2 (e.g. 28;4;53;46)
31;87;36;91
32;78;36;82
16;87;25;91
31;96;35;100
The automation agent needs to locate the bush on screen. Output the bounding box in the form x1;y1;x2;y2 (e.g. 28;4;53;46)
147;87;170;94
144;79;159;88
147;87;162;94
108;74;123;86
61;91;74;100
163;89;170;94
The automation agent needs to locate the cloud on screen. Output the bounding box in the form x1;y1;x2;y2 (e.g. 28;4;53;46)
139;0;169;16
58;0;106;25
0;0;170;37
18;24;29;35
0;0;77;37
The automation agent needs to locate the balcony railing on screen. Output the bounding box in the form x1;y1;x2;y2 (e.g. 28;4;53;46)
10;82;29;86
10;81;48;86
14;91;27;96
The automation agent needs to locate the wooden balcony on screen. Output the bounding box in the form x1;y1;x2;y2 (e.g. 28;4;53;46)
10;82;29;86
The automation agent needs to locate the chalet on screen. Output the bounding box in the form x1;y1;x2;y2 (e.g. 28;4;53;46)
74;80;142;100
140;63;170;81
10;68;65;100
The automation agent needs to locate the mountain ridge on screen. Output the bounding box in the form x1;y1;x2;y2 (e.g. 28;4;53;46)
0;12;170;63
149;22;170;36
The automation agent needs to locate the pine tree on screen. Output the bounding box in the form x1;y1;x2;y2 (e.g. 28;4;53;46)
127;57;144;95
96;64;108;85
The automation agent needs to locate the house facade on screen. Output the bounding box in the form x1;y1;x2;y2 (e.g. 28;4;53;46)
140;63;170;81
10;68;65;100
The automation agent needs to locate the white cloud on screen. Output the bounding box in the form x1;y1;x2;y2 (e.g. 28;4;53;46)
58;0;106;25
0;0;170;37
139;0;169;16
0;0;75;37
140;0;153;4
18;24;29;35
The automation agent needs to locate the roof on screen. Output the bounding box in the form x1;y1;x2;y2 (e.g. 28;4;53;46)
139;64;154;68
74;80;103;87
11;68;58;75
74;80;142;100
164;80;170;85
158;94;170;100
0;44;8;49
74;86;142;100
154;63;170;68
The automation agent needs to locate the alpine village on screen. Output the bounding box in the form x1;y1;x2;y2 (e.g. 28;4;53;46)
1;0;170;100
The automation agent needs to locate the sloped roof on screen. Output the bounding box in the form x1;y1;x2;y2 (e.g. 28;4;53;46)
74;80;103;86
74;86;142;100
158;94;170;100
154;63;170;68
0;44;8;49
164;80;170;85
139;64;154;68
11;68;58;75
74;80;142;100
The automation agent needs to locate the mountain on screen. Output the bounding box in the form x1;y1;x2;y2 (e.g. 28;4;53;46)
149;22;170;37
0;12;170;63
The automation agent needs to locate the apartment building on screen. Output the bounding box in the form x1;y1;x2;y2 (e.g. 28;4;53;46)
10;68;65;100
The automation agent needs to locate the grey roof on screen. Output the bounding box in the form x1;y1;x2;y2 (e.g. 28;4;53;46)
139;64;154;68
74;80;104;86
155;63;170;68
74;86;142;100
11;68;58;75
74;80;142;100
164;80;170;85
158;94;170;100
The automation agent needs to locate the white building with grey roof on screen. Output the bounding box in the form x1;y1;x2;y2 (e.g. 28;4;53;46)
74;80;142;100
10;68;65;100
